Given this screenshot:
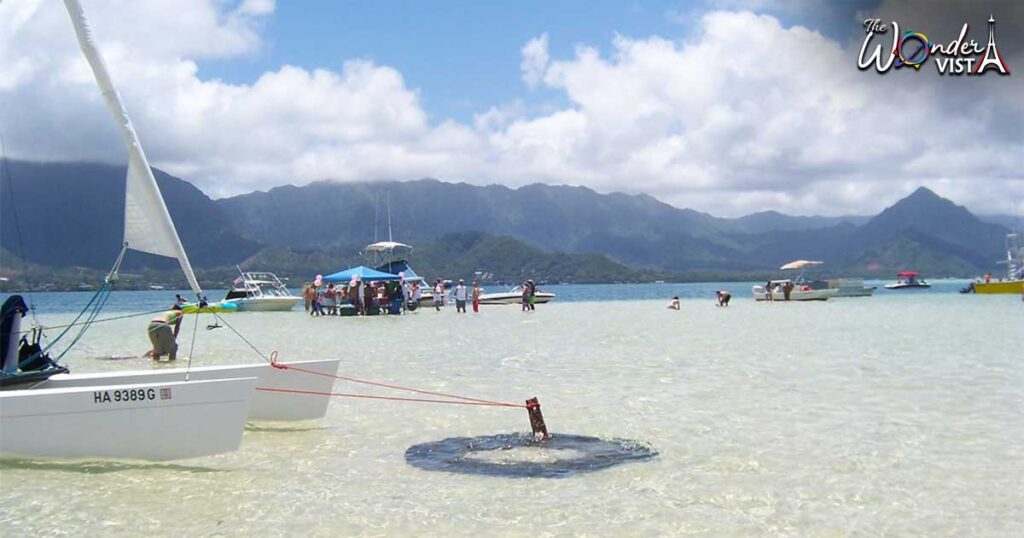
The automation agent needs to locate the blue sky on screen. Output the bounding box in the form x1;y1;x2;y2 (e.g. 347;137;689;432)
197;1;872;122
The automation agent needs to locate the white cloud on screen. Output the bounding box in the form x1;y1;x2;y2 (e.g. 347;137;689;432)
0;0;1021;216
520;33;549;89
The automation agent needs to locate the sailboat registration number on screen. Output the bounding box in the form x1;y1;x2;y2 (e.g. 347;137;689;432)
93;388;158;404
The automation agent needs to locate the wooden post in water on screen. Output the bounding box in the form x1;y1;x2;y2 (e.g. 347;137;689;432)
526;397;549;442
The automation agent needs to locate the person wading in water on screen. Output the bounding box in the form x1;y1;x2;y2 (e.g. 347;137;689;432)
145;304;183;361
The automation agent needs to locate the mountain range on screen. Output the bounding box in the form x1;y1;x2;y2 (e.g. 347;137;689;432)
0;160;1014;289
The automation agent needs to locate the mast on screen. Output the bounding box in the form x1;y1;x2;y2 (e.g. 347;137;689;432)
387;191;393;242
63;0;203;297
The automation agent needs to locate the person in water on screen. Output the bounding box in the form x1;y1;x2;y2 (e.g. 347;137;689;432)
146;304;183;361
667;296;680;310
302;283;315;312
433;279;445;311
716;290;731;306
454;279;468;313
471;281;482;313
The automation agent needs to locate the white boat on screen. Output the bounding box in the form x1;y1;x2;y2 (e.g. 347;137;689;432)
752;280;837;301
754;260;837;301
478;286;556;305
224;270;302;311
885;271;931;289
1;377;255;461
1;0;340;461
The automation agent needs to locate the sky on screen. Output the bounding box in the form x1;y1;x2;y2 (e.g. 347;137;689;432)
0;0;1021;217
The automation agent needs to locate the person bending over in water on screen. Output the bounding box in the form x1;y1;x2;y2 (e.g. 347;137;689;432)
667;296;680;310
716;290;731;307
145;304;183;361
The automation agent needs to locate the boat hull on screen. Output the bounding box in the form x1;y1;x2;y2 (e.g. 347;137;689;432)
972;280;1024;294
14;359;341;422
0;377;255;461
832;287;875;297
884;283;931;290
752;287;837;301
227;297;302;312
478;292;556;305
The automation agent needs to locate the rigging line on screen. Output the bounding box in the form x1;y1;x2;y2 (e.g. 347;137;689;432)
9;307;171;338
255;387;527;408
19;282;108;367
272;363;525;407
54;280;112;360
184;309;200;381
210;311;271;362
17;281;111;368
0;134;40;326
52;282;114;362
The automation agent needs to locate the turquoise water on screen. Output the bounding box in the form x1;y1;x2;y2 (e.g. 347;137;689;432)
1;287;1020;535
3;279;974;315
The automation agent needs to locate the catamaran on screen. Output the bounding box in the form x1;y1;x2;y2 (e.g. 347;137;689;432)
1;0;340;460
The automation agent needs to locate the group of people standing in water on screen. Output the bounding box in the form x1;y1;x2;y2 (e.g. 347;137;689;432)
303;280;411;316
437;279;482;313
301;277;493;316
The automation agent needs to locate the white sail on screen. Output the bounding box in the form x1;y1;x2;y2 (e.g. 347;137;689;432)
63;0;201;296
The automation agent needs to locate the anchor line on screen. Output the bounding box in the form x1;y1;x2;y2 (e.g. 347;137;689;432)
255;387;526;408
268;360;528;409
208;312;529;409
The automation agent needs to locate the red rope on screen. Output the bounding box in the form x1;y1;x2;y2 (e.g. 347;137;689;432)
270;360;526;408
256;386;526;408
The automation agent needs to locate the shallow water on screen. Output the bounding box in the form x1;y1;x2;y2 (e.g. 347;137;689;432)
1;290;1022;536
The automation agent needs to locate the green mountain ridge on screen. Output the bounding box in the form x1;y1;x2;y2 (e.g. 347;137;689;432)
1;160;1012;291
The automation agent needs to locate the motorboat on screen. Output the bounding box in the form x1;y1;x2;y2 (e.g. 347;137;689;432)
362;240;433;306
756;260;837;301
778;260;873;298
224;270;302;311
885;271;931;289
752;280;837;301
2;0;341;461
478;285;556;305
969;233;1023;294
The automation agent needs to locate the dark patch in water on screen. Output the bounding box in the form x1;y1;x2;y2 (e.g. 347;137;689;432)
405;433;657;478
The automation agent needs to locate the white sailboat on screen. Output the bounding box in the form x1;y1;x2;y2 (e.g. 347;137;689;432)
1;377;256;461
2;0;339;461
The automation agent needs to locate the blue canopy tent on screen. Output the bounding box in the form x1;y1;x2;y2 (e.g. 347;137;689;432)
322;266;401;283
